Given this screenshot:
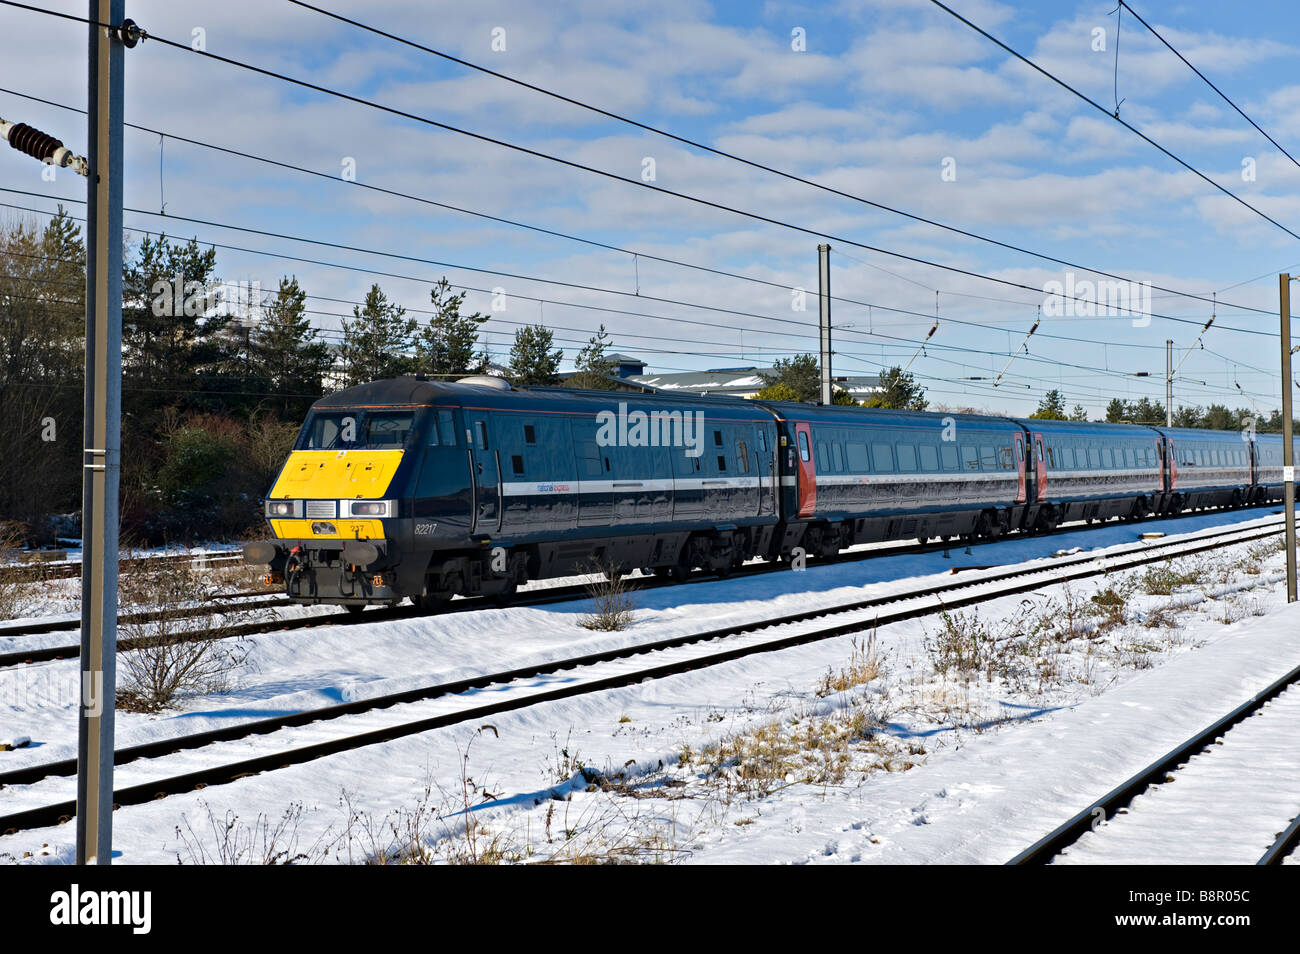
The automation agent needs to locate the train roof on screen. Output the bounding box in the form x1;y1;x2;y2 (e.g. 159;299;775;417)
1013;418;1160;439
311;377;774;418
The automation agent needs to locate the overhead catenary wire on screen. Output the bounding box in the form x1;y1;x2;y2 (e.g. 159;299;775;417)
0;0;1280;327
2;196;1278;409
928;0;1300;244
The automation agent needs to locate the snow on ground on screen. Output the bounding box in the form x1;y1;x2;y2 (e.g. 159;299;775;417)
1054;683;1300;865
1;507;1297;863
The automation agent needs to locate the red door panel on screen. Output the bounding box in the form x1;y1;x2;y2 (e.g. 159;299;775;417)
1014;433;1027;504
794;421;816;518
1032;432;1047;501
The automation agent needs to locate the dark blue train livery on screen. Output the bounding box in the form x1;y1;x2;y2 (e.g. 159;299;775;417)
242;376;1297;611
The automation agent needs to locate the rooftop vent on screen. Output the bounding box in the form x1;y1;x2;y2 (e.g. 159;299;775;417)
455;375;511;389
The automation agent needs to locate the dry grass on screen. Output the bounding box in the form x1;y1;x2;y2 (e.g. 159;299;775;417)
817;633;884;697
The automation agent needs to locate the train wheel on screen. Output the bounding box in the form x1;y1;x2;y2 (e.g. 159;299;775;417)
343;604;365;616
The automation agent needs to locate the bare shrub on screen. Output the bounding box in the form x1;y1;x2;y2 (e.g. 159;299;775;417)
0;524;24;620
578;559;636;631
115;553;265;711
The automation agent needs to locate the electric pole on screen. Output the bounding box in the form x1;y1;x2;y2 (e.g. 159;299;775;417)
1165;339;1173;427
1281;275;1296;603
818;243;831;405
77;0;134;865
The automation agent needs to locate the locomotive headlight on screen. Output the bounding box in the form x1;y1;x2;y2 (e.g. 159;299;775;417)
266;499;301;517
349;499;395;517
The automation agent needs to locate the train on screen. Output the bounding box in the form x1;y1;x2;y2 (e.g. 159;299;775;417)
241;375;1298;612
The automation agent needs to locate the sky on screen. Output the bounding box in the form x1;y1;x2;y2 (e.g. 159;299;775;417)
2;0;1300;418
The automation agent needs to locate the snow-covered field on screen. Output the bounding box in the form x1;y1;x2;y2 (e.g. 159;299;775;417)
1;507;1298;864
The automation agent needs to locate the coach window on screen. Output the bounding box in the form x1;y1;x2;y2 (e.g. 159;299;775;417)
997;445;1014;470
524;424;537;445
714;430;723;447
897;443;917;472
960;444;979;471
511;455;525;476
1087;447;1100;469
847;442;869;471
832;442;845;472
798;431;810;462
940;444;958;471
871;442;895;472
475;421;489;451
979;444;996;470
919;444;939;472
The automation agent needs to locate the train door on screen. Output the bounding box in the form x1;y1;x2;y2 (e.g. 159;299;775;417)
755;425;775;517
573;419;612;526
794;421;817;518
1030;431;1047;501
1014;432;1028;504
467;415;501;533
1163;437;1178;493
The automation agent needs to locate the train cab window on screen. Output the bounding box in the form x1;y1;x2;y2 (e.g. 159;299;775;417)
474;421;489;451
524;425;536;445
364;412;414;448
960;445;979;471
940;444;958;471
847;442;870;471
919;444;939;472
798;431;810;462
832;443;845;472
511;455;524;475
871;442;895;472
438;410;457;446
737;441;750;474
897;444;917;472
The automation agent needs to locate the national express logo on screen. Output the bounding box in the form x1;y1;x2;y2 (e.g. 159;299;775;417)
595;403;707;458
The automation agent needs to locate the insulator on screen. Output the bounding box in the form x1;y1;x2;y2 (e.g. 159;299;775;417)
6;123;64;163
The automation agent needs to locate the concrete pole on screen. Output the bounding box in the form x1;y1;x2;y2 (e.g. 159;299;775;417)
77;0;126;864
1280;275;1296;603
1166;339;1173;427
818;244;831;405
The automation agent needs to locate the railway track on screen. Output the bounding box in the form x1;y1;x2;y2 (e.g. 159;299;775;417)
1;510;1283;669
0;517;1286;839
0;550;242;584
1009;662;1300;866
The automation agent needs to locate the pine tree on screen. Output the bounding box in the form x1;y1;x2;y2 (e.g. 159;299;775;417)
568;325;618;390
1105;398;1128;423
252;276;331;417
1069;404;1089;421
339;284;415;386
508;323;562;385
1029;389;1068;420
415;278;489;377
864;365;928;410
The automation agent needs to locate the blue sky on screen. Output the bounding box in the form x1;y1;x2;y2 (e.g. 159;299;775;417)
3;0;1300;417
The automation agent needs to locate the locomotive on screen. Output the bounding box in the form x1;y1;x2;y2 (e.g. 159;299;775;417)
241;375;1296;612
